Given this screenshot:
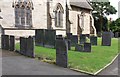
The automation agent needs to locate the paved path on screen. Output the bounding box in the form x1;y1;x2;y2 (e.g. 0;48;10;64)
98;55;119;75
0;49;119;75
1;50;85;75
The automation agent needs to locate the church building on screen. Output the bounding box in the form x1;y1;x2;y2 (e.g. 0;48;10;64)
0;0;96;37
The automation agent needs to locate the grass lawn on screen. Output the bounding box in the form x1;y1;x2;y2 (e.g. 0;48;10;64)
16;38;119;74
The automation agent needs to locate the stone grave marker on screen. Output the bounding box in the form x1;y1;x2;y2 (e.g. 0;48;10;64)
66;33;72;39
26;36;35;58
20;37;27;55
90;36;97;45
115;32;120;38
56;39;68;68
1;35;9;50
44;29;56;48
70;35;78;46
80;34;86;44
35;29;45;46
102;32;111;46
84;43;91;52
9;36;15;51
75;44;83;52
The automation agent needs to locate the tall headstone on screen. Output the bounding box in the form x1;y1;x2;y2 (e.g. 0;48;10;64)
71;35;78;46
115;32;120;38
84;43;91;52
90;36;97;45
44;30;56;48
102;32;111;46
9;36;15;51
35;29;45;46
66;33;72;39
26;36;34;58
80;34;86;44
20;37;27;55
75;44;83;52
56;39;68;68
1;35;9;50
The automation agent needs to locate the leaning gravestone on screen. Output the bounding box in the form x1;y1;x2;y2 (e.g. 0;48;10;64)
84;43;91;52
26;36;35;58
75;44;83;52
20;37;27;55
56;38;68;68
102;32;111;46
44;30;56;48
70;35;78;46
1;35;9;50
90;36;97;45
35;29;45;46
80;34;86;44
9;36;15;51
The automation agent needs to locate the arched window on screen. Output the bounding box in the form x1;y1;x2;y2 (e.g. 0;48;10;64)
54;3;64;27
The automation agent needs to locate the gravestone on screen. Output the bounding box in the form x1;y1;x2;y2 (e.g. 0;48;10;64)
84;43;91;52
20;37;27;55
26;36;35;58
80;34;86;44
102;32;111;46
90;36;97;45
9;36;15;51
56;39;68;68
1;35;9;50
35;29;45;46
66;33;72;39
115;32;120;38
75;44;83;52
110;31;114;38
44;30;56;48
71;35;78;46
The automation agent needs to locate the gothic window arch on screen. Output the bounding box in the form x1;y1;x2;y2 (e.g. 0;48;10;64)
54;3;64;27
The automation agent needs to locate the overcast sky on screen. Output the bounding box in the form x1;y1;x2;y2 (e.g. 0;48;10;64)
107;0;120;20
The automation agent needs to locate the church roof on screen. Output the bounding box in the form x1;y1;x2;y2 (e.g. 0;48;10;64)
70;0;93;10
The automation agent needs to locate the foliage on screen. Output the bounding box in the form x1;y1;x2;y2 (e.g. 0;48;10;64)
91;0;117;32
109;18;120;32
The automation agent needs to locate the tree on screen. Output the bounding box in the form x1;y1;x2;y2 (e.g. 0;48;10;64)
109;18;120;32
91;0;117;33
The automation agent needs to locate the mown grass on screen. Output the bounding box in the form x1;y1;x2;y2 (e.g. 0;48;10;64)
16;38;119;74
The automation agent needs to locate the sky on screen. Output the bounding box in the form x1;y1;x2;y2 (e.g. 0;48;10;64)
107;0;120;20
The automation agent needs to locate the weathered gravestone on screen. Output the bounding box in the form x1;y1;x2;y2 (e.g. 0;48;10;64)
115;32;120;38
102;32;111;46
70;35;78;46
85;34;90;38
20;37;27;55
56;39;68;68
44;30;56;48
35;29;45;46
66;33;72;39
75;44;83;52
9;36;15;51
84;43;91;52
1;35;9;50
80;34;86;44
20;37;35;58
90;36;97;45
110;31;114;38
26;36;34;58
